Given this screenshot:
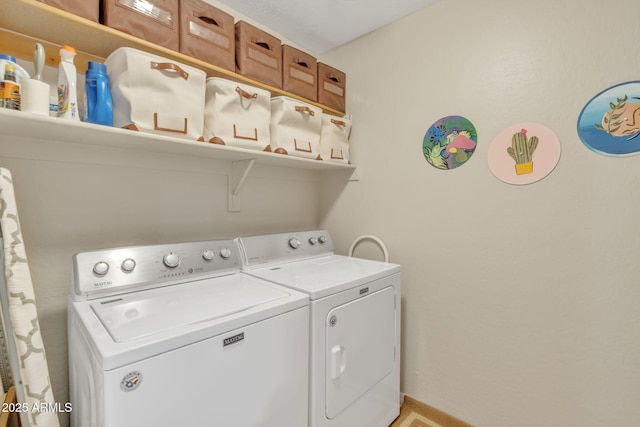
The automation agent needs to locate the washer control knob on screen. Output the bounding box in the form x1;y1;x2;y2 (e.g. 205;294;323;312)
220;247;232;259
121;258;136;272
93;261;109;276
163;252;180;268
289;237;301;249
318;235;328;244
309;237;318;245
202;249;215;260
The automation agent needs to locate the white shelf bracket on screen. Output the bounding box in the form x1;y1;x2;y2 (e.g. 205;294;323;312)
349;167;360;181
228;158;256;212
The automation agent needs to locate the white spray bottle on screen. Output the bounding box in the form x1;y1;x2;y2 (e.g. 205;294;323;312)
57;45;79;120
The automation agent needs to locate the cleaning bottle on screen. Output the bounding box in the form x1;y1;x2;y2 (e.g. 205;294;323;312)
57;45;79;120
84;61;113;126
0;54;29;111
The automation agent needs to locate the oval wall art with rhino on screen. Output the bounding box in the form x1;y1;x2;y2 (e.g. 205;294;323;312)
577;81;640;156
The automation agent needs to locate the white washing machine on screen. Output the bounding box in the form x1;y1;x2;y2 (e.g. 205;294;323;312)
68;239;310;427
237;230;401;427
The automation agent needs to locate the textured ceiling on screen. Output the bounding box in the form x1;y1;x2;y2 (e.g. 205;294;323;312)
216;0;440;54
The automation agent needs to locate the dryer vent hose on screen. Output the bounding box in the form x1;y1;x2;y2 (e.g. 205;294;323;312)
348;235;390;263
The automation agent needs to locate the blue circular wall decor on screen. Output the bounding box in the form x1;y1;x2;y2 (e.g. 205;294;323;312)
577;81;640;156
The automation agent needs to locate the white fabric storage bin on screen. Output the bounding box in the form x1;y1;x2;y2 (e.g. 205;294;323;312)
204;77;271;151
319;113;351;164
270;96;322;159
105;47;206;140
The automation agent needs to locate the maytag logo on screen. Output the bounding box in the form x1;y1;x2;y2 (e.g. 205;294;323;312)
93;281;112;288
359;287;369;295
223;332;244;347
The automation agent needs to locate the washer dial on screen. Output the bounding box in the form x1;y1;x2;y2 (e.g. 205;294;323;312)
163;252;180;268
93;261;109;276
121;258;136;272
289;237;301;249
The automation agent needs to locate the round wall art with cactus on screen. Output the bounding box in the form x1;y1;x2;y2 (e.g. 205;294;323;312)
577;81;640;156
422;115;478;170
488;122;561;185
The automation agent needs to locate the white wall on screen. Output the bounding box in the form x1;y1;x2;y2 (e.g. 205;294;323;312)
319;0;640;425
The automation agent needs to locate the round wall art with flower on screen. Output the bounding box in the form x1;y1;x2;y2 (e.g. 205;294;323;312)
577;81;640;156
422;115;478;170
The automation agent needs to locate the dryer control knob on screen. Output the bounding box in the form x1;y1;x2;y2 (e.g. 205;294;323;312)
309;237;318;245
163;252;180;268
93;261;109;276
289;237;301;249
121;258;136;272
202;249;215;260
318;235;328;244
220;247;232;259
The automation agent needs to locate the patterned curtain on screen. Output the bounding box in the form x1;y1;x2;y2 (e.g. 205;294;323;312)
0;168;59;427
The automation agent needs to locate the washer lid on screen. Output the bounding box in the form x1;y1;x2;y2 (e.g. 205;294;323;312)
91;274;292;342
245;255;400;299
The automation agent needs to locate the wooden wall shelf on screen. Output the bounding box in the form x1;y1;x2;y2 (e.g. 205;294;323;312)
0;108;355;172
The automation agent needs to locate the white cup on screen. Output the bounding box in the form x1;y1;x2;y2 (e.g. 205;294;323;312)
21;79;50;116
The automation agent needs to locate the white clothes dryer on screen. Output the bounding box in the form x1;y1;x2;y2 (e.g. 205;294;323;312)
68;239;309;427
237;230;401;427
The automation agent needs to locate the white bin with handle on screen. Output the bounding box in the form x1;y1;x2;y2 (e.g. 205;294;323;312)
105;47;206;140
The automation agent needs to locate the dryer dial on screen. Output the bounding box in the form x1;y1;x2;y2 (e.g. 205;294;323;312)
288;237;301;249
202;249;215;260
309;237;318;245
163;252;180;268
318;235;328;244
220;247;232;259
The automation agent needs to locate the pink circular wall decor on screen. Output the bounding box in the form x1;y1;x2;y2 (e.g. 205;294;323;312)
488;122;561;185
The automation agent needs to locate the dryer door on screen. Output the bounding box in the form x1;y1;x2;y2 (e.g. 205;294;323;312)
325;286;396;419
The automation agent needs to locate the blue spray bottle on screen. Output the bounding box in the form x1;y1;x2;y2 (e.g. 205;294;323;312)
85;61;113;126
